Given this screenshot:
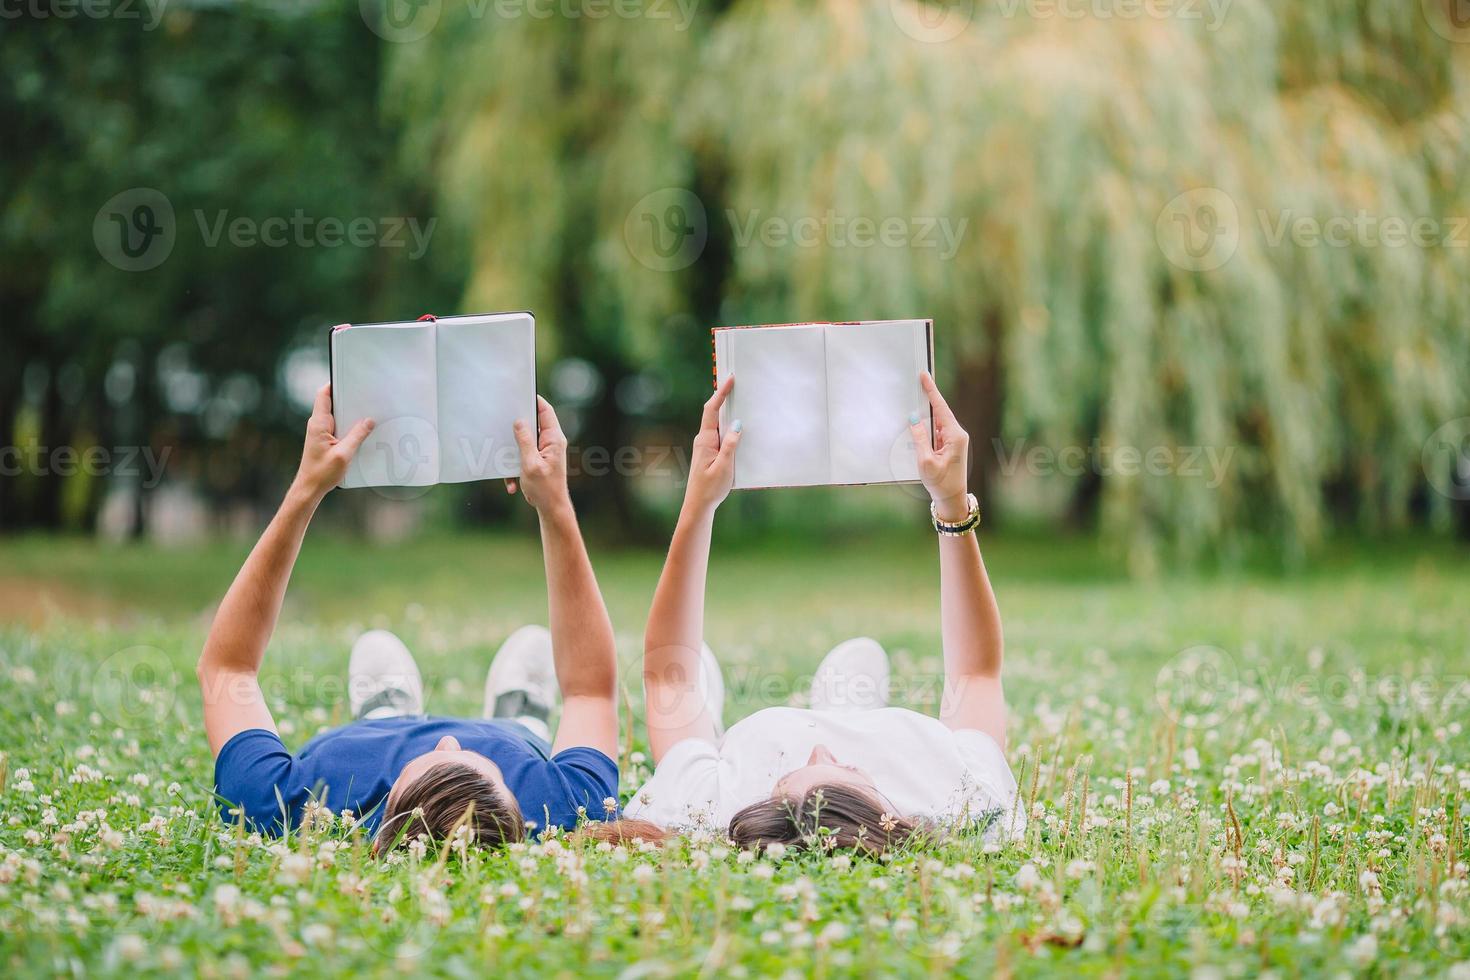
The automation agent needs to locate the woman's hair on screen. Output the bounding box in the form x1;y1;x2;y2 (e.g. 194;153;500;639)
570;818;673;847
373;761;525;854
728;783;921;856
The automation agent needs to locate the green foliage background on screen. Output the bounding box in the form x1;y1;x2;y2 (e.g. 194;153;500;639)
4;0;1469;566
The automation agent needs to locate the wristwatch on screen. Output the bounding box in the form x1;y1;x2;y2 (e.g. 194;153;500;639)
931;493;981;536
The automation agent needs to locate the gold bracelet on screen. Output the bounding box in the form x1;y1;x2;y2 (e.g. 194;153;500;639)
931;493;980;535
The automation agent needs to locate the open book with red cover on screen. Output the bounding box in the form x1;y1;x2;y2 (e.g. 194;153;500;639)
328;312;536;489
712;319;935;490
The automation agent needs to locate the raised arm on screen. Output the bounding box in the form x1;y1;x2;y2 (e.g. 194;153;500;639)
197;384;373;756
907;372;1007;747
643;377;742;763
509;396;620;758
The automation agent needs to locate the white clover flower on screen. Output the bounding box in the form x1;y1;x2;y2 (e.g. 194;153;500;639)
276;852;311;886
1345;933;1377;967
114;935;146;963
1015;863;1042;892
301;923;333;947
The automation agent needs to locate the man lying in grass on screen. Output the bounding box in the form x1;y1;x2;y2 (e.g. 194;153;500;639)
199;386;620;852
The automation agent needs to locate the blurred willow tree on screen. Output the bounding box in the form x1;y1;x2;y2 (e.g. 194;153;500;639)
394;0;1470;566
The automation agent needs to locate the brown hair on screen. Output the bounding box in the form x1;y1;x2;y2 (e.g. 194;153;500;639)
570;818;673;848
373;762;525;854
728;784;921;857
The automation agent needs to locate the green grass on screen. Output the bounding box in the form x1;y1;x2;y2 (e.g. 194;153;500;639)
1;528;1468;976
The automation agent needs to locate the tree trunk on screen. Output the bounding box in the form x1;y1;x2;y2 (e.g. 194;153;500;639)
948;309;1006;520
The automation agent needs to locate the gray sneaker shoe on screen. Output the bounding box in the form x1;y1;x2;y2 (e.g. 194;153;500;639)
348;630;425;720
809;637;890;712
484;625;559;743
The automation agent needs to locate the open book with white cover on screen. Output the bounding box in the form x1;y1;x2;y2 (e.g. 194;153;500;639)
713;319;934;489
329;312;536;489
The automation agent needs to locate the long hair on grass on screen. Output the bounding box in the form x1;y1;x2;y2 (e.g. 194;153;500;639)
727;783;921;857
373;761;524;854
571;818;673;848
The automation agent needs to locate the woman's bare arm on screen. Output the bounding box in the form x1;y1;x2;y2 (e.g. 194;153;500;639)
907;372;1007;746
643;378;742;763
509;397;620;759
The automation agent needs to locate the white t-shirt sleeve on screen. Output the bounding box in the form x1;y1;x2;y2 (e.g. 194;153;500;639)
623;738;724;828
952;729;1025;837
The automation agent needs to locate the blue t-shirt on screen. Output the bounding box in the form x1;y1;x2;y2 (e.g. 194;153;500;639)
213;717;618;836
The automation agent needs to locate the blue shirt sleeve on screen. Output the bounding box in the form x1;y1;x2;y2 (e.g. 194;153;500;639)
547;747;620;822
213;728;304;833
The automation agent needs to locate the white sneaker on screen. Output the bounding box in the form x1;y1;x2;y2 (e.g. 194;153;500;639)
348;630;425;720
809;637;889;712
699;643;726;738
485;625;559;743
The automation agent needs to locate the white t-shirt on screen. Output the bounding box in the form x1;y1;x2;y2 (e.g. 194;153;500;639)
624;706;1022;837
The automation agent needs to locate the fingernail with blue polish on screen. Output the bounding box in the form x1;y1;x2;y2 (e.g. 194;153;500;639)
733;419;743;433
908;412;921;425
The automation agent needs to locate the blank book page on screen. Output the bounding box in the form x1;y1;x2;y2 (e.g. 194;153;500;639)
332;324;440;488
720;325;831;489
825;320;930;484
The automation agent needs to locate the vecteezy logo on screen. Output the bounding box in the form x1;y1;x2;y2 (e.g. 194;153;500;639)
623;188;707;272
889;0;973;43
361;0;441;42
381;432;431;484
1421;0;1470;43
52;645;180;731
1155;187;1240;273
345;415;440;501
889;416;936;503
94;188;176;271
1154;645;1241;729
1422;417;1470;501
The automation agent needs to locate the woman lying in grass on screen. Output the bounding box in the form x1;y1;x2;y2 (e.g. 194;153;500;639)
621;373;1021;855
199;387;622;853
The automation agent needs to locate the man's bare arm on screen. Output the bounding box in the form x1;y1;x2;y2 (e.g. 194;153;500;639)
508;396;620;759
197;384;372;756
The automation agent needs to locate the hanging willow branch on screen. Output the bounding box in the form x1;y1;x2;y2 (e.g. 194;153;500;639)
389;0;1470;566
